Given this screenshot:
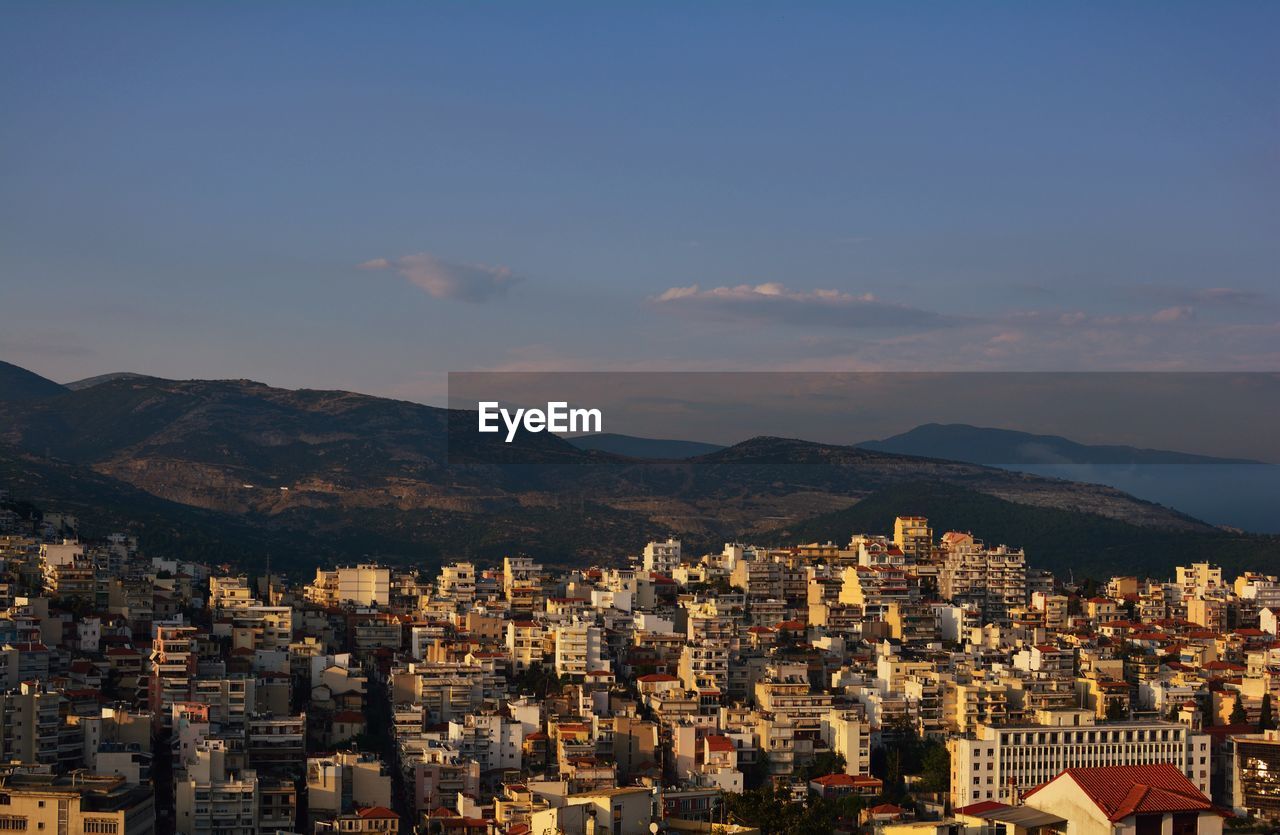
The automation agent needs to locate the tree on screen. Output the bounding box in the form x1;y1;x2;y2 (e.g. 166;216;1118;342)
799;751;845;781
1231;694;1250;725
1260;694;1276;731
919;742;951;793
1106;699;1129;721
744;751;772;791
512;662;562;699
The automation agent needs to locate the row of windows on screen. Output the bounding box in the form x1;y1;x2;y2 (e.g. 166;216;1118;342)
998;729;1183;746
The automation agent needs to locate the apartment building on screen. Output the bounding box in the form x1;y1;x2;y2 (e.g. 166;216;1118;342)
338;565;391;607
940;534;1027;626
839;565;910;621
502;557;542;598
893;516;933;563
553;622;609;681
208;576;256;614
447;712;524;773
949;709;1211;807
677;640;729;700
307;751;394;826
0;681;61;767
175;740;259;835
820;709;872;776
149;623;199;723
505;620;545;673
1177;563;1225;597
0;774;155;835
437;562;476;603
642;539;682;575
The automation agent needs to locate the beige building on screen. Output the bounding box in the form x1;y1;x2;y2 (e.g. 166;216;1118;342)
939;534;1026;626
0;774;155;835
893;516;933;563
529;786;653;835
949;710;1210;807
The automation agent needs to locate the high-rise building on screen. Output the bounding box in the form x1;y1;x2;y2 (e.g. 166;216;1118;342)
642;539;682;575
939;533;1027;626
893;516;933;563
149;622;199;724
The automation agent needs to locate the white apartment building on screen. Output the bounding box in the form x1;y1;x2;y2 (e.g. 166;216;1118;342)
337;564;391;607
208;575;256;613
939;534;1027;626
1177;562;1224;594
1236;573;1280;612
175;739;259;835
677;640;729;697
506;620;545;673
554;622;609;681
820;709;872;776
503;556;542;597
447;712;524;772
949;709;1211;807
643;538;682;575
438;562;476;603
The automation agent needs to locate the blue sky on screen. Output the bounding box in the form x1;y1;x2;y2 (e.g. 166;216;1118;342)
2;2;1277;402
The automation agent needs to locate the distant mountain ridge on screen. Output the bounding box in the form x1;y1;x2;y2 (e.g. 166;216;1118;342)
0;361;69;400
859;423;1280;533
0;360;1274;578
65;371;152;391
564;432;724;459
859;423;1262;466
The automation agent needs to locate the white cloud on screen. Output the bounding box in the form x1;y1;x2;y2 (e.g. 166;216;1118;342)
652;283;948;329
359;253;521;302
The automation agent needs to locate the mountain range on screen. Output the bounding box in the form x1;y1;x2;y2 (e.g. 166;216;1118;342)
1;360;1276;579
564;433;724;459
860;423;1280;534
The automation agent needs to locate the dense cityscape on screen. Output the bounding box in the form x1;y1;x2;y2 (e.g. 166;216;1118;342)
2;492;1278;835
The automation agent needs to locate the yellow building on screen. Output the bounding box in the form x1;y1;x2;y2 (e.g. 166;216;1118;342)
0;774;155;835
893;516;933;562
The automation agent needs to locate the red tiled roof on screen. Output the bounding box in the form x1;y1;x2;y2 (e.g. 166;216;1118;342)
704;735;734;753
357;806;399;819
1025;764;1214;822
637;673;678;683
